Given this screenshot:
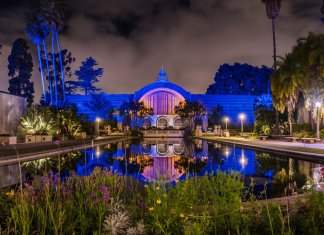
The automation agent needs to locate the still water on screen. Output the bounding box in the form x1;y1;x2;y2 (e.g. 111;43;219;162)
1;138;323;198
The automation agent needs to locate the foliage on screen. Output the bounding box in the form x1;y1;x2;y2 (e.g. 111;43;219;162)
208;105;224;127
0;168;324;234
41;49;75;101
68;57;103;95
84;93;113;119
55;107;82;137
130;129;144;140
271;33;324;135
19;107;57;135
206;63;272;95
119;99;153;129
7;38;34;106
175;100;206;131
254;105;276;135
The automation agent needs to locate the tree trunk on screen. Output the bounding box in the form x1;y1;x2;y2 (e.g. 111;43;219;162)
288;107;294;136
51;26;58;107
56;30;65;104
272;18;279;136
43;40;52;105
37;44;46;103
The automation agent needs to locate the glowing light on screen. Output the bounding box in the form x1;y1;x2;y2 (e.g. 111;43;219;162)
96;117;101;122
239;156;248;168
239;113;246;120
316;102;321;108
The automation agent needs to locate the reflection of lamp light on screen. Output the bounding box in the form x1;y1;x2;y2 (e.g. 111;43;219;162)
223;147;230;158
95;117;101;136
239;114;245;136
96;146;100;158
223;117;229;130
239;149;248;168
315;102;321;139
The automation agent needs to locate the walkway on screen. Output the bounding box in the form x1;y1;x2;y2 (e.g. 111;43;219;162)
198;136;324;161
0;136;129;166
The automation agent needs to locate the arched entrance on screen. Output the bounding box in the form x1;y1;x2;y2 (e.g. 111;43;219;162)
173;117;183;129
157;117;168;129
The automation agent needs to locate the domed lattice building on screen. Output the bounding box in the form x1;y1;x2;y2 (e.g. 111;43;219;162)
67;67;257;132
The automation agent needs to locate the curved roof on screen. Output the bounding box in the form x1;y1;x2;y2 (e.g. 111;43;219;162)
134;67;191;100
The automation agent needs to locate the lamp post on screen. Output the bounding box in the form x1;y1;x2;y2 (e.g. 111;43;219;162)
239;114;245;136
224;117;229;131
95;117;101;136
316;102;321;139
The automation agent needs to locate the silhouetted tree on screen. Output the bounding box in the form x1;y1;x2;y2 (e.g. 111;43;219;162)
25;11;49;104
175;100;206;131
42;49;75;103
119;99;153;129
208;105;224;127
69;57;103;95
41;0;67;105
84;93;113;119
8;38;34;106
206;63;272;95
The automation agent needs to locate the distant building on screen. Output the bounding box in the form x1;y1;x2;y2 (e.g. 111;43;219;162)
67;67;257;130
0;91;26;135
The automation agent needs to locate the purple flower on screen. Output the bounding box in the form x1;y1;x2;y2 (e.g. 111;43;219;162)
55;140;61;145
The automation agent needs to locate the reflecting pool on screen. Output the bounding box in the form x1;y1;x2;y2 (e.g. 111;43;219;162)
1;138;323;198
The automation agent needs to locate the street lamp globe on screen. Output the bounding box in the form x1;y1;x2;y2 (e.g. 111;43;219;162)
316;102;321;108
239;113;245;121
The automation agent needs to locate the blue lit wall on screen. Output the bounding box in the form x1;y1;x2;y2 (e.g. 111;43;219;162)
66;68;257;125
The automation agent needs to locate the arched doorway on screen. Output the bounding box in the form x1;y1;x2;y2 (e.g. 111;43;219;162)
157;117;168;129
173;117;183;129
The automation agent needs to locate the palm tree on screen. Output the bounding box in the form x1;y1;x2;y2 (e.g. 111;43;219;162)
261;0;283;135
25;13;49;104
41;0;66;106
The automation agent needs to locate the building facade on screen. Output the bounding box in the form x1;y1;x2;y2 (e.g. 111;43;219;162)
0;92;26;135
67;67;258;130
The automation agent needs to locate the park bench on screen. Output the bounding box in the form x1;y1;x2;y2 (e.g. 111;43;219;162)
285;137;298;142
300;138;321;143
259;136;268;140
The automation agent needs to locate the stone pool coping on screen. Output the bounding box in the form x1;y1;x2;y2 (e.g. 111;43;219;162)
0;136;130;166
197;136;324;161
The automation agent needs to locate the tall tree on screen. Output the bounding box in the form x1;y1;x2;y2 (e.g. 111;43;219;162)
175;101;206;131
8;38;34;106
42;49;75;103
84;93;113;119
41;0;67;106
25;12;49;104
71;57;103;95
206;63;272;95
119;99;153;129
321;0;324;24
261;0;283;134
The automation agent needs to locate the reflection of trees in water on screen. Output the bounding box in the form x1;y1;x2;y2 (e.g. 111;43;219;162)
175;156;207;174
118;155;153;174
255;152;306;196
23;151;83;176
207;143;224;165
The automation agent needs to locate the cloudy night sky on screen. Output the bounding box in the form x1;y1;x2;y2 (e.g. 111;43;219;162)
0;0;322;101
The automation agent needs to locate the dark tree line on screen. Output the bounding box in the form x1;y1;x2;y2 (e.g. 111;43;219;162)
206;63;272;96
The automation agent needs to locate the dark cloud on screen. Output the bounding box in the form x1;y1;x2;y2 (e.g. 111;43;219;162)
0;0;322;102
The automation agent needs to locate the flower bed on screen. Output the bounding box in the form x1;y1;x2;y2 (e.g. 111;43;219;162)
0;169;323;234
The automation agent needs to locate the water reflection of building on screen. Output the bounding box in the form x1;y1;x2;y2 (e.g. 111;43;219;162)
142;156;183;183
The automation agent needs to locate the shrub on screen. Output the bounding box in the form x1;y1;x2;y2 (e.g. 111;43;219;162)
19;107;57;135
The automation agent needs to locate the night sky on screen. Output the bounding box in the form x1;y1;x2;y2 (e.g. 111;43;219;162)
0;0;322;101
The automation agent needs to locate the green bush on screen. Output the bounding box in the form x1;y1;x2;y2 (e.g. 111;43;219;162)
294;131;315;138
293;123;312;133
19;107;57;135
